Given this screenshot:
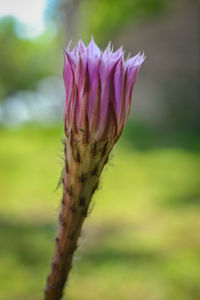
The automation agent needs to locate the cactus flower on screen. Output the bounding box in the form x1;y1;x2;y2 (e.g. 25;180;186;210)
45;38;145;300
64;37;145;143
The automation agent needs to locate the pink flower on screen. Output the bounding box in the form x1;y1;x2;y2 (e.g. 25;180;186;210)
64;37;145;143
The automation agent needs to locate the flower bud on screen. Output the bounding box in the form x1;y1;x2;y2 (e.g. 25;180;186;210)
64;37;144;144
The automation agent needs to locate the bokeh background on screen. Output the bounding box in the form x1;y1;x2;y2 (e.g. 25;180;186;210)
0;0;200;299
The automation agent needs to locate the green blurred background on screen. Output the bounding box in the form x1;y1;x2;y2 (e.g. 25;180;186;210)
0;0;200;299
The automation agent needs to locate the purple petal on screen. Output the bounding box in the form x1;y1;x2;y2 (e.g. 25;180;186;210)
63;38;145;141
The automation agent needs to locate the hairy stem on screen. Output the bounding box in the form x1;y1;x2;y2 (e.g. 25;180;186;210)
44;134;110;300
44;192;89;300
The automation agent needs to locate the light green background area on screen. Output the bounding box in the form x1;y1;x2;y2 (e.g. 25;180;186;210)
0;124;200;300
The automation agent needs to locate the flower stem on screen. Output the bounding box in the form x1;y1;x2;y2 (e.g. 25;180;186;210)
44;191;87;300
44;134;110;300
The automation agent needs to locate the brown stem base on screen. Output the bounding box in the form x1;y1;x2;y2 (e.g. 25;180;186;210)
44;197;87;300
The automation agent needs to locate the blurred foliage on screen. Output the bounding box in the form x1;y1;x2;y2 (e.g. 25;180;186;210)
78;0;172;44
49;0;172;45
0;0;173;102
0;1;199;299
0;16;61;102
0;123;200;299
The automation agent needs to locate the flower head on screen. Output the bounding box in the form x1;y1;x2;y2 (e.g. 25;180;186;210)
64;37;144;143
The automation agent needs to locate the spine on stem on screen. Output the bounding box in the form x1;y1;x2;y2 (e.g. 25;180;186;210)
44;131;111;300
